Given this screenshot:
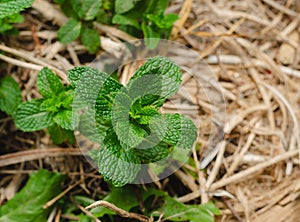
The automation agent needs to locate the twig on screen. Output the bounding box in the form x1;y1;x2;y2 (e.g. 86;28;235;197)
178;149;299;202
192;144;209;203
204;0;271;26
210;149;299;190
0;44;68;82
0;54;43;71
198;17;246;59
260;82;300;175
43;180;82;209
67;45;81;66
205;140;227;188
73;200;101;222
94;23;139;43
261;0;298;16
224;105;268;134
225;120;261;177
205;54;300;78
32;0;68;26
85;201;152;222
171;0;193;39
223;199;243;222
174;169;198;192
0;148;85;167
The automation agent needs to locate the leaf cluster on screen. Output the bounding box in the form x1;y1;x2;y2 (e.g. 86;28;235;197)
0;0;34;35
55;0;178;51
113;0;178;48
14;67;75;144
7;56;197;187
68;56;197;186
55;0;102;54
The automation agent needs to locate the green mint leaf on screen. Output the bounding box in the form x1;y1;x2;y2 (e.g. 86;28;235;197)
37;67;64;98
133;105;159;124
112;14;140;29
40;97;61;112
95;9;110;24
72;0;102;20
6;13;24;23
141;23;160;49
94;128;141;187
14;99;54;132
58;19;82;44
68;66;109;106
145;0;169;14
68;66;123;122
150;113;197;149
159;197;220;222
0;169;65;222
68;66;105;88
146;13;178;29
0;20;14;33
95;79;123;122
114;0;141;14
48;123;75;144
135;140;170;163
78;109;108;143
39;89;73;113
127;73;166;109
53;109;75;130
58;0;79;19
0;0;33;19
129;56;182;103
0;76;21;115
80;25;100;54
112;91;147;148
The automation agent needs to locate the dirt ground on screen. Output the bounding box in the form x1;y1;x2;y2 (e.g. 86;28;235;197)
1;0;300;221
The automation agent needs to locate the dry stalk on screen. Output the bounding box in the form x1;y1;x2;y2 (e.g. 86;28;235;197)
86;201;152;222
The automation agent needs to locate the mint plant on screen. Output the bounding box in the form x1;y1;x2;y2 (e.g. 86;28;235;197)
14;67;75;144
68;56;197;186
0;0;34;34
55;0;178;51
0;76;22;115
13;57;197;187
55;0;101;54
113;0;178;48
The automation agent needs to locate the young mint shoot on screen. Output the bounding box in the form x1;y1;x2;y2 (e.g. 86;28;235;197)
55;0;101;53
113;0;178;49
13;57;197;187
14;67;75;144
55;0;178;51
68;56;197;187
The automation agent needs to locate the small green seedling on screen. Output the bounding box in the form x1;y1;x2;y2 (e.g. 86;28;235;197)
68;56;197;186
15;67;75;144
55;0;178;50
112;0;178;48
55;0;101;53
